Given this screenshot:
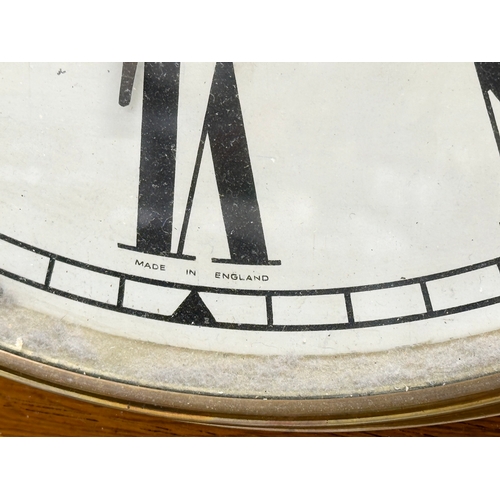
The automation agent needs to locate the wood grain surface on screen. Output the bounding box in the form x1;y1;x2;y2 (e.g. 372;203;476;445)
1;375;500;436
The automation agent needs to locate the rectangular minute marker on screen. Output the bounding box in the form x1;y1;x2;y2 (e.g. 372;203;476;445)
426;266;500;311
351;284;427;322
272;294;348;326
49;262;120;304
122;281;190;316
0;238;50;284
199;293;268;325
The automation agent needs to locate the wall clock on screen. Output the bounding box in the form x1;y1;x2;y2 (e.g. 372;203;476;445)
1;62;500;431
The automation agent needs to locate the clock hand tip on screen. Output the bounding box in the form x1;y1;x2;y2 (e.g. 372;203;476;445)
119;62;138;107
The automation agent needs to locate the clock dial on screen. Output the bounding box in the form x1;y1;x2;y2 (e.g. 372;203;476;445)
2;62;500;428
1;62;500;356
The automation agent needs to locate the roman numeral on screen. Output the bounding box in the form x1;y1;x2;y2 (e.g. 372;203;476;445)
119;62;279;266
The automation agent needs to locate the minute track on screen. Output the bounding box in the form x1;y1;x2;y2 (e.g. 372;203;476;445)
3;231;500;332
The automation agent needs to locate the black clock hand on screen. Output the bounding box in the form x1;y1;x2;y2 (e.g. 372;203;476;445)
475;62;500;156
119;62;138;107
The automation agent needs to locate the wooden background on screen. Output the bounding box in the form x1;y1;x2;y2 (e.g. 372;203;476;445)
1;375;500;436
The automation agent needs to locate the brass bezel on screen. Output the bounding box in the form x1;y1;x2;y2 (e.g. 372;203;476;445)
1;348;500;431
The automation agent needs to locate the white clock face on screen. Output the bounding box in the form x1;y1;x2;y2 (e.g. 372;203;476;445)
1;62;500;355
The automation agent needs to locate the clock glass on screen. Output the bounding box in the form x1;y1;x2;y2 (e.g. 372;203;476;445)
1;62;500;428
